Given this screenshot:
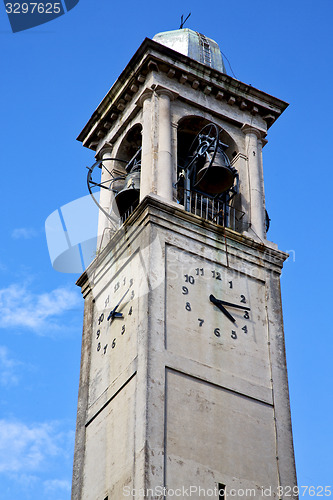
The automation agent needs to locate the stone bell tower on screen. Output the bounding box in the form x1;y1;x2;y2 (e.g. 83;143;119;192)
72;28;297;500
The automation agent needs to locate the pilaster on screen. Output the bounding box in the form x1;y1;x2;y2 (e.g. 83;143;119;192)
156;88;176;202
139;91;155;200
242;124;266;241
96;147;115;248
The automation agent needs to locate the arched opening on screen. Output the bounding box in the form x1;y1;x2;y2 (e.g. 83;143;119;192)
116;123;142;164
176;116;242;230
112;124;142;218
177;116;238;172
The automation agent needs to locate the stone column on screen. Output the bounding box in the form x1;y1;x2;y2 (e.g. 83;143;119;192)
139;91;154;201
97;147;114;247
242;125;266;240
257;136;267;227
156;89;173;202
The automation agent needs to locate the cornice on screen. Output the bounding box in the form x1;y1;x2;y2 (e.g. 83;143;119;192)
76;195;288;292
77;38;289;151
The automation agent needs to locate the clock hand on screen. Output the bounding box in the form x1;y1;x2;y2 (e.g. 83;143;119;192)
209;294;236;323
107;284;132;322
218;300;250;311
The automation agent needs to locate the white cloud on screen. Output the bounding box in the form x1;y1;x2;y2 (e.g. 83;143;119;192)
44;478;71;492
0;346;22;386
0;283;81;332
11;227;38;239
7;472;39;488
0;420;74;474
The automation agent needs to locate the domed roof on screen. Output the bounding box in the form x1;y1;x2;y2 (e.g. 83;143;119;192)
153;28;226;73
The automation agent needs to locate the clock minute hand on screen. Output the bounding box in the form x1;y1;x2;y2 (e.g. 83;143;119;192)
107;285;131;322
209;294;236;323
218;300;250;311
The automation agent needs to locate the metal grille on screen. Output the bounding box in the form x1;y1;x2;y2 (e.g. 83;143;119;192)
120;203;136;224
120;190;247;233
180;188;246;232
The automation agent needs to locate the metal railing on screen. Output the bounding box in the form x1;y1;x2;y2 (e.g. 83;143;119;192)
120;204;136;224
180;188;246;232
120;189;247;233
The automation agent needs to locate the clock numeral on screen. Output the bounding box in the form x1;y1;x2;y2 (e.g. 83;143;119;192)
128;306;133;315
231;330;237;340
114;282;120;293
211;270;222;280
130;290;135;300
96;329;100;339
104;295;109;308
97;342;101;352
198;318;204;327
103;344;108;354
185;302;191;311
112;339;116;349
184;274;195;285
98;313;104;325
214;328;221;337
240;295;247;303
123;277;126;285
129;278;134;287
182;286;189;295
229;281;233;289
242;325;248;334
195;268;204;276
121;325;126;335
244;311;249;319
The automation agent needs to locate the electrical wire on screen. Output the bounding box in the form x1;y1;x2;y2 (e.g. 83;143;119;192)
220;50;238;79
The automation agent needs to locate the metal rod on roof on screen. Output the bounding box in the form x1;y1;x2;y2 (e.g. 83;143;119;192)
180;12;191;29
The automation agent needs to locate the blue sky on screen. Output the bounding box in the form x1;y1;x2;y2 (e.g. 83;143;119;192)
0;1;332;498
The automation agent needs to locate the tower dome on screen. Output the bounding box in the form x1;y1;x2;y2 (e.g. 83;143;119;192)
153;28;226;73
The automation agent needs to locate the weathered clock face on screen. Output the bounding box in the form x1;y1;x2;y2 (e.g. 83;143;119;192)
88;250;148;406
94;275;136;358
165;245;271;389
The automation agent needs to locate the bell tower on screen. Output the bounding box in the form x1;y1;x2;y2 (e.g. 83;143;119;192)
72;29;297;500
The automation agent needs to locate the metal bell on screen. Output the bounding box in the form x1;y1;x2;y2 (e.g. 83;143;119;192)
114;170;140;217
195;146;234;194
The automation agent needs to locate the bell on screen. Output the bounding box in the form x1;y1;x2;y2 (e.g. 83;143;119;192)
114;170;140;217
195;146;234;194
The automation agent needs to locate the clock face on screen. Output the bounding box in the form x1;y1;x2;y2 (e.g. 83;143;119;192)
94;275;136;358
88;250;148;406
165;246;271;388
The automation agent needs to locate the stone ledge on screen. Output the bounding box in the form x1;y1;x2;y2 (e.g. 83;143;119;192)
76;195;288;292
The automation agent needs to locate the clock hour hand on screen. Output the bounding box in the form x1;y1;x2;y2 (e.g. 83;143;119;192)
109;311;123;320
107;285;131;322
218;300;250;311
107;308;123;322
209;294;236;323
